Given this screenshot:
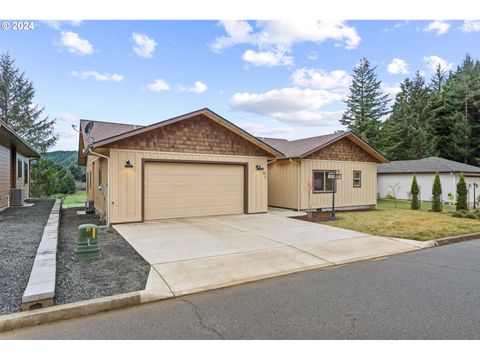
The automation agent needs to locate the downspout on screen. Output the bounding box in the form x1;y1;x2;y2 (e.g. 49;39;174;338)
86;149;110;227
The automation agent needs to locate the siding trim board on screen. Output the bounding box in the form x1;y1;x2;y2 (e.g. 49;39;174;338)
141;158;249;221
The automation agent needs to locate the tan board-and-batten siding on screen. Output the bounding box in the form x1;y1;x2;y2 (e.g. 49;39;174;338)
108;149;268;224
299;159;377;210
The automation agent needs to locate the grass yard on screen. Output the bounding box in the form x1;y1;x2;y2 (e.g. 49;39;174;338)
61;191;86;209
329;199;480;241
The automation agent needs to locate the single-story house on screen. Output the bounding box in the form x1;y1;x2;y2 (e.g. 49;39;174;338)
0;120;41;210
377;157;480;205
78;108;283;225
261;131;388;211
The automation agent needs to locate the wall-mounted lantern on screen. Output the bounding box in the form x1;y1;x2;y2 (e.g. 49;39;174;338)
255;164;264;171
125;160;134;168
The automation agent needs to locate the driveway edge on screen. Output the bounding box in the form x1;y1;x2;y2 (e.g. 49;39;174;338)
0;291;172;333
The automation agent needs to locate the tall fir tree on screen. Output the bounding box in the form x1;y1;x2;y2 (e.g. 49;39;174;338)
456;174;468;211
429;64;451;157
432;172;443;212
0;53;57;152
382;72;437;160
441;55;480;164
410;175;420;210
341;58;390;149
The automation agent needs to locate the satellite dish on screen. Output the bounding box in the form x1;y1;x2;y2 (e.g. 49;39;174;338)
84;121;94;135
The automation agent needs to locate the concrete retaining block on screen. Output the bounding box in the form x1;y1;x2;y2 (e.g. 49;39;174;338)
21;199;61;311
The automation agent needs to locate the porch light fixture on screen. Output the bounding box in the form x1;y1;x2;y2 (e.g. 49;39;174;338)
125;160;134;168
256;165;264;171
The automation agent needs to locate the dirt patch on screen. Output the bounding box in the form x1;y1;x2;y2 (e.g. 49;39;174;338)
0;199;55;315
55;208;150;306
291;208;376;223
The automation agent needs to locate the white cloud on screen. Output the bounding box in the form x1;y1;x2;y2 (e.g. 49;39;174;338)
147;79;170;92
230;87;343;126
132;33;157;58
291;68;351;93
307;51;318;61
387;58;409;74
178;81;208;94
462;20;480;32
424;20;450;35
238;123;294;137
52;121;79;151
212;20;361;67
242;49;293;67
43;20;82;30
59;113;79;124
423;55;454;72
71;71;124;82
381;82;401;101
59;31;93;55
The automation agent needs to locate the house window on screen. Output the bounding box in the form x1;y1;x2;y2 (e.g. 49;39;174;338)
17;159;22;178
353;170;361;188
24;162;28;185
313;170;335;192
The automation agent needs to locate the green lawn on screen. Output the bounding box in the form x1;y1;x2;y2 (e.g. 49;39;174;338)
328;199;480;241
61;191;86;209
377;198;456;212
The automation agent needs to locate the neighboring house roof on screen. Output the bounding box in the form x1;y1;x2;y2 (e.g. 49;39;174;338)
78;108;284;165
260;131;388;163
0;119;40;158
377;157;480;174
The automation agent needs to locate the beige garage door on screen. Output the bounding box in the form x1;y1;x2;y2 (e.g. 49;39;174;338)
144;162;245;220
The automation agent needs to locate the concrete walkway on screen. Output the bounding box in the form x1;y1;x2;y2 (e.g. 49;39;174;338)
113;209;424;297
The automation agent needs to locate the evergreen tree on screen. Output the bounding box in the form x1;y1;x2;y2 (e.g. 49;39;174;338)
429;65;451;156
382;72;437;160
411;175;420;210
0;53;57;152
444;112;472;163
441;55;480;164
341;58;390;149
58;171;77;194
432;172;442;212
456;174;468;210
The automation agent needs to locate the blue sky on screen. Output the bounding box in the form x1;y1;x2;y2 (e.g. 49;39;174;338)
1;20;480;151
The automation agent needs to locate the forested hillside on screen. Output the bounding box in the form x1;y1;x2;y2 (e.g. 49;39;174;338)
42;151;86;182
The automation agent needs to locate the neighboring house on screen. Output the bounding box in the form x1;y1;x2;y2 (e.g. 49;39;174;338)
77;108;283;225
261;131;388;211
377;157;480;205
0;120;41;210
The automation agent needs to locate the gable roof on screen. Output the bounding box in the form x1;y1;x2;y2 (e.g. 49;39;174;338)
0;120;40;158
78;108;283;164
377;157;480;174
260;131;388;163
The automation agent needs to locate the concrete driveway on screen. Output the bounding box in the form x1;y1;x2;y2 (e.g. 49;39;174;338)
113;208;425;298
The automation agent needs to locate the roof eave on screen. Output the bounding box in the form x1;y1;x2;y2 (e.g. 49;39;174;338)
0;120;41;158
88;108;284;158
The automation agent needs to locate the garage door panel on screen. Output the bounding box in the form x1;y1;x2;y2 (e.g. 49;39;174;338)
144;162;244;220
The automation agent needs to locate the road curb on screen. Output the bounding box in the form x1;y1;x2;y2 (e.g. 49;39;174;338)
433;232;480;246
0;290;171;333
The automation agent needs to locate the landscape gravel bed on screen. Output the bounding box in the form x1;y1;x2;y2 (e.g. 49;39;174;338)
54;208;150;305
0;199;55;315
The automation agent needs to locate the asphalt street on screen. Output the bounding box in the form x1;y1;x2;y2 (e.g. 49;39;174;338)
3;239;480;339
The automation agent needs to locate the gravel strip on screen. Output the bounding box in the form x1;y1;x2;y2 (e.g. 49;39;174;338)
54;208;150;305
0;200;55;315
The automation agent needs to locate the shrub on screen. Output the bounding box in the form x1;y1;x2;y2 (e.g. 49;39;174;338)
384;193;396;200
456;174;468;211
410;175;420;210
464;213;478;219
432;172;442;212
451;211;465;218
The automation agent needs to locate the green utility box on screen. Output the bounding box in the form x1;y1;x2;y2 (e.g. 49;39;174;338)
74;224;100;261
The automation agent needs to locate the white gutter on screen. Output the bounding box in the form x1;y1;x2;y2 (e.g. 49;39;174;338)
86;149;111;227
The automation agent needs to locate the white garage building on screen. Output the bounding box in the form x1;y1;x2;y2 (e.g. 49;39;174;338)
377;157;480;205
